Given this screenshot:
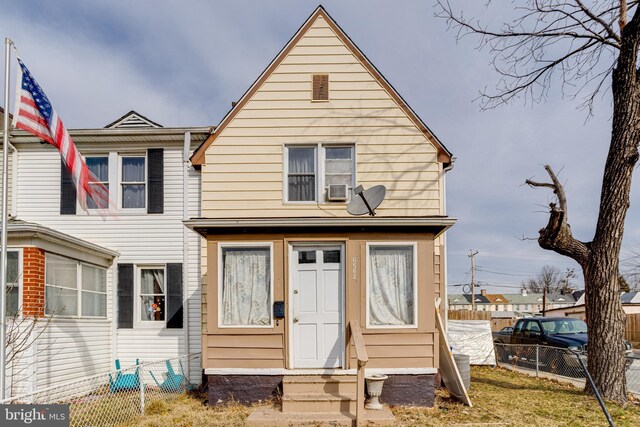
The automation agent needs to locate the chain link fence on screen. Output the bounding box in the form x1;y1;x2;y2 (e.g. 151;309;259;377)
0;353;201;427
494;343;640;396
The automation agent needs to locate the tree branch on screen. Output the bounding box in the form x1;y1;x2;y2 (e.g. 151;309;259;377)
526;165;591;266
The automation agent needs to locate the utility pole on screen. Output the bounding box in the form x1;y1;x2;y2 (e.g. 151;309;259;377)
469;250;478;311
542;285;547;316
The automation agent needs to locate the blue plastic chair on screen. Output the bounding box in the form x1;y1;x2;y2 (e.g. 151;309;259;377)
149;360;188;392
109;359;140;393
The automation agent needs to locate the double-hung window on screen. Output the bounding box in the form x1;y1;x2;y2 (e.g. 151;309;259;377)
140;267;165;322
86;156;109;209
6;251;20;317
285;144;355;202
366;243;417;328
122;155;146;209
218;244;272;327
45;253;107;317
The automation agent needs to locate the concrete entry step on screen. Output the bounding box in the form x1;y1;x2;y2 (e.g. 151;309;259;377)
247;406;396;427
282;393;356;413
283;375;357;395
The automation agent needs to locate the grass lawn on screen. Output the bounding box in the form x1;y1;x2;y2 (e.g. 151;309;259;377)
122;366;640;426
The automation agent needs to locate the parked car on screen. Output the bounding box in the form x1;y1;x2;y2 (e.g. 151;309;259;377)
492;326;513;341
494;317;633;374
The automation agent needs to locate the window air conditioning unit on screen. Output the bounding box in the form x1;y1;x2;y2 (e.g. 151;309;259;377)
327;184;349;201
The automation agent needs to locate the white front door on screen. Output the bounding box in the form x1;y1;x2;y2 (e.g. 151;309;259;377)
291;245;344;369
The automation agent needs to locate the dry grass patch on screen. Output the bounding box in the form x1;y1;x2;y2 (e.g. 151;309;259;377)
394;366;640;426
121;392;251;427
123;367;640;426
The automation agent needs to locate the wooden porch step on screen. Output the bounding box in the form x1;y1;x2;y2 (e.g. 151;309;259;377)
282;392;356;413
283;375;357;395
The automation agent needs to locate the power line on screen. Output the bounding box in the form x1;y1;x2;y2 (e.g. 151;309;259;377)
475;268;534;277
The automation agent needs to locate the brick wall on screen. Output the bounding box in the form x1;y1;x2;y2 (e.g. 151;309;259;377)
22;247;45;317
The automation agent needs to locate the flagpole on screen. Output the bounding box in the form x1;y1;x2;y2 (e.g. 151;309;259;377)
1;37;13;400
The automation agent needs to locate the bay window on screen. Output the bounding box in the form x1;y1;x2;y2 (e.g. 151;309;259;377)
45;253;107;317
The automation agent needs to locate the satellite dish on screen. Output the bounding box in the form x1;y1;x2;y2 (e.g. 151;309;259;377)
347;185;386;216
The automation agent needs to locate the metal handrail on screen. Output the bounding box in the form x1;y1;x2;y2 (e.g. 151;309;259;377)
348;320;368;427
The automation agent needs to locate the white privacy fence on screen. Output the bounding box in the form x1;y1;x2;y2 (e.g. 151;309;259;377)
0;353;201;427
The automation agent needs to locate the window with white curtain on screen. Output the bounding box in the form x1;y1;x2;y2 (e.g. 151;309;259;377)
121;155;146;208
139;268;165;322
285;144;355;202
219;245;272;327
367;244;416;327
6;250;20;317
287;147;316;202
86;156;109;209
45;253;107;317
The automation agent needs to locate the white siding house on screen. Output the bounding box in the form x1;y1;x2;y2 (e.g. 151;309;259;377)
2;111;211;394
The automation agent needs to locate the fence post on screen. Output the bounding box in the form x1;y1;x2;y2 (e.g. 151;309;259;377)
535;345;539;378
139;367;145;415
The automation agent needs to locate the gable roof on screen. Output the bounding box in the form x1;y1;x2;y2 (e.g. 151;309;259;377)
190;5;453;167
105;110;163;129
484;293;508;304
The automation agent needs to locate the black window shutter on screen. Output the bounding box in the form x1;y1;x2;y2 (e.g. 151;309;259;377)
147;148;164;214
118;264;134;329
166;263;183;329
60;160;76;215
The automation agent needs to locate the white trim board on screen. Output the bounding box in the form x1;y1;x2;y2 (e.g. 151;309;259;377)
204;368;438;376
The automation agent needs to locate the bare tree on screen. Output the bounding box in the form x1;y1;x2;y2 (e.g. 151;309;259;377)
521;265;576;293
437;1;639;402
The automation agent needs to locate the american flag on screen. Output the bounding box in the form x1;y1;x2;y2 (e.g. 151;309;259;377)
12;58;109;210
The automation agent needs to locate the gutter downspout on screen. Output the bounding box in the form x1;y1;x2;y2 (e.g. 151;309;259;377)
182;132;191;376
442;157;456;333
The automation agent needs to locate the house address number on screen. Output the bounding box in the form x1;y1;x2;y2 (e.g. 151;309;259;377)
352;257;357;280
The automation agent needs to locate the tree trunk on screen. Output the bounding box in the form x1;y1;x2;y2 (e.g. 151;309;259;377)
584;30;640;402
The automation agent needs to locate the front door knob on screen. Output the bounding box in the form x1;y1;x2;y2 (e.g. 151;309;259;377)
293;317;299;323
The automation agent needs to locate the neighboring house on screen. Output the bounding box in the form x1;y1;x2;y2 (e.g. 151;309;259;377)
482;290;509;311
185;6;454;410
545;292;640;317
448;293;491;311
448;289;576;316
2;111;211;396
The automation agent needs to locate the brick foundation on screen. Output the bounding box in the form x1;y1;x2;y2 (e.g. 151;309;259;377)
21;247;45;318
207;375;282;405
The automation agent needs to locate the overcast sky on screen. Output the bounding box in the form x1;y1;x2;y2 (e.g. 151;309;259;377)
2;1;638;294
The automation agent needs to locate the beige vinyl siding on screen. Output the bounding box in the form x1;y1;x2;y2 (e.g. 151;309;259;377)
201;15;442;218
203;233;437;371
348;333;435;369
205;334;285;369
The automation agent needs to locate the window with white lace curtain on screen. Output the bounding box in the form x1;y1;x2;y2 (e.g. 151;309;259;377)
45;253;107;317
218;243;273;328
139;267;165;322
366;243;417;328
